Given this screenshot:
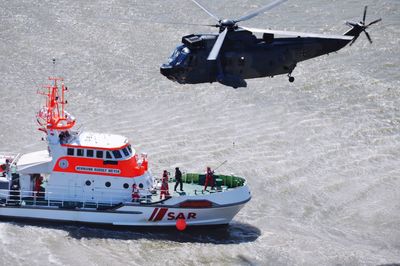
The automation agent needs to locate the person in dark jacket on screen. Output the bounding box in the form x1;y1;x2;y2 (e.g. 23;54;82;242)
204;166;215;191
174;167;183;192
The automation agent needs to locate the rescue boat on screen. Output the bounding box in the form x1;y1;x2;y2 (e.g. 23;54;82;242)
0;77;251;227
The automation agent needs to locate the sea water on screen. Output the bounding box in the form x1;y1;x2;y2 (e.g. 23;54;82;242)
0;0;399;265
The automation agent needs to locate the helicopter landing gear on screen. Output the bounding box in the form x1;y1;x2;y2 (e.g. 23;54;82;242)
288;73;295;83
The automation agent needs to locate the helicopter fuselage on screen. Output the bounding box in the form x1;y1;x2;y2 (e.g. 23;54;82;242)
160;29;350;88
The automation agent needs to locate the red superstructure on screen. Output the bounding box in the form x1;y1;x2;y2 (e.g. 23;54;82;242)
35;77;148;180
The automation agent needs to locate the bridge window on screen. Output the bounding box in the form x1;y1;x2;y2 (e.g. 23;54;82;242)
106;151;112;159
67;148;74;156
112;150;122;159
96;150;103;158
77;149;84;156
127;145;132;154
122;147;129;156
86;149;94;157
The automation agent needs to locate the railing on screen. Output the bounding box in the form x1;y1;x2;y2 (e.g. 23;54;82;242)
0;189;130;209
0;174;245;209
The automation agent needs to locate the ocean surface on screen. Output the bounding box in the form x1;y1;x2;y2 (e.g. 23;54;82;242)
0;0;399;265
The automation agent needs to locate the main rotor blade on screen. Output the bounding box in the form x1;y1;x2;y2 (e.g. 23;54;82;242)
190;0;220;22
363;6;368;24
367;18;382;27
364;31;373;43
235;0;288;23
207;28;228;61
241;26;353;40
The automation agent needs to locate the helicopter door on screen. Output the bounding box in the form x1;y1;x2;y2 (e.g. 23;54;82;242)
223;53;242;75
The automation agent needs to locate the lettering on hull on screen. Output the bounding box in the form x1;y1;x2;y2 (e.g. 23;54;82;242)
148;208;197;221
75;166;121;174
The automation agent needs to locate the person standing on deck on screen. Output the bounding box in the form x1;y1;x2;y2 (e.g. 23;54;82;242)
132;183;140;202
204;166;215;191
34;175;43;198
174;167;183;192
160;170;170;199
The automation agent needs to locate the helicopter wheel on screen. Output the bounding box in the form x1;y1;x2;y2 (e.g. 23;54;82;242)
289;76;295;83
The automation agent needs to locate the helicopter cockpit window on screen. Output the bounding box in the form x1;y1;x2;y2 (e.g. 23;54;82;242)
168;45;190;66
168;45;183;64
177;47;190;65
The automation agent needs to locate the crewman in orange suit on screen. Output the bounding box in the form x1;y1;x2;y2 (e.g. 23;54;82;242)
160;170;170;199
132;183;140;202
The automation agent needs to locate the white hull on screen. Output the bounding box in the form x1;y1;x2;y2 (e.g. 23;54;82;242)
0;202;247;226
0;185;251;227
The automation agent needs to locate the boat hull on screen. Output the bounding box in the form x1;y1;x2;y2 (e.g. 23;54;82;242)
0;201;248;227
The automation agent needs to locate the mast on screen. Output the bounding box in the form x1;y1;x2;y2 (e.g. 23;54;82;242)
36;77;75;132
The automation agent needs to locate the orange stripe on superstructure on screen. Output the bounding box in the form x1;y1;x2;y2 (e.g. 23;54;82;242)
53;156;146;178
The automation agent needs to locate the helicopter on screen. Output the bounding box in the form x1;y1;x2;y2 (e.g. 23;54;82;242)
160;0;381;88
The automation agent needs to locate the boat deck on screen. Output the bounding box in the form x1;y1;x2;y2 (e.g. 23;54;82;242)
0;173;246;209
159;173;246;197
158;181;226;198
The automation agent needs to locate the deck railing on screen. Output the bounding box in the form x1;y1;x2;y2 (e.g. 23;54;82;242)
0;189;131;209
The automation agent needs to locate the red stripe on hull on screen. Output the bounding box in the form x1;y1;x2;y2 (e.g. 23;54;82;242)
153;208;168;222
148;208;159;221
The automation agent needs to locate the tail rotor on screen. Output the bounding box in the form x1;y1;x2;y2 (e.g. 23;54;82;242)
346;6;382;46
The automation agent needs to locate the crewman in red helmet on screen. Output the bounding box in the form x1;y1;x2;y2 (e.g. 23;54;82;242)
160;170;170;199
204;166;215;191
132;183;140;202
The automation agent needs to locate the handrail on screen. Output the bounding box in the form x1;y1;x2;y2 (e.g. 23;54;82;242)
0;176;243;208
0;188;125;208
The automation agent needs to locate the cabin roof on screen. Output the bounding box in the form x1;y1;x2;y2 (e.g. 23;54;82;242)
63;131;129;150
17;150;51;174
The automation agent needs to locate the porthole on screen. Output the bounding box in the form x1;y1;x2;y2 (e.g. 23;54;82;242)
85;180;91;186
123;183;129;189
105;181;111;188
139;183;144;189
59;159;69;169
